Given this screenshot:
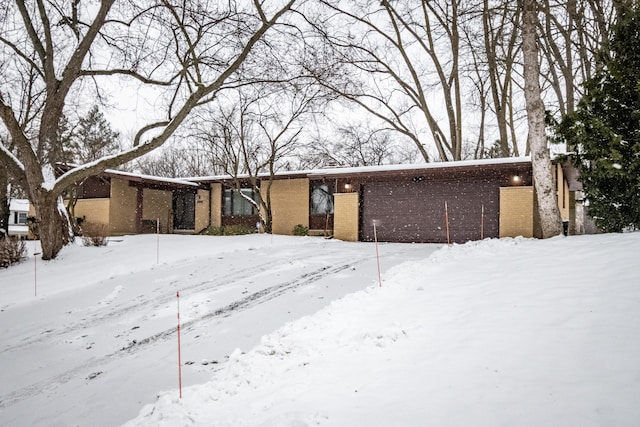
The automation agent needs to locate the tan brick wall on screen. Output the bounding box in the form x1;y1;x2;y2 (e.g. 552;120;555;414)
142;188;172;233
334;192;359;242
210;183;222;228
500;186;534;238
74;198;110;226
265;178;309;235
195;189;210;232
557;163;571;221
109;178;138;235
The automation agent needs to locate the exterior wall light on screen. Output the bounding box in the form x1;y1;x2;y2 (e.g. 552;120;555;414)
344;182;352;191
512;175;521;184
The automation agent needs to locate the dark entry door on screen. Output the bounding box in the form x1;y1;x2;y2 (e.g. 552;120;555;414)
173;190;196;230
360;179;499;243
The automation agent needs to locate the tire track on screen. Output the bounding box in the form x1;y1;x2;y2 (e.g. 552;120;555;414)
1;253;312;354
0;256;369;410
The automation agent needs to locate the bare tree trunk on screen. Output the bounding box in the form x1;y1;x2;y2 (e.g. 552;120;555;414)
32;191;71;260
0;169;9;236
522;0;563;238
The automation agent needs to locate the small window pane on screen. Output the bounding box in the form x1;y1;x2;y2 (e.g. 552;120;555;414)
223;190;232;216
17;212;28;225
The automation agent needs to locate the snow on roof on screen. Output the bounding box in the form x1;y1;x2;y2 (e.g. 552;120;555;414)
186;156;532;182
9;199;30;212
104;169;200;187
55;163;200;188
307;156;532;177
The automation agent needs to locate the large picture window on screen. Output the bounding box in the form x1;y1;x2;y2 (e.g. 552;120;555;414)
223;188;259;216
310;183;334;215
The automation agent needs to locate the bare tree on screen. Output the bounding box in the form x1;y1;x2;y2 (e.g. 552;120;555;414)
310;0;474;162
0;0;298;259
479;0;522;157
537;0;617;119
299;123;416;168
521;0;562;238
134;144;216;179
197;83;323;233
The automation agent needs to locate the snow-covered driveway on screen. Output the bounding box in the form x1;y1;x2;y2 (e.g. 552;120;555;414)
0;235;440;426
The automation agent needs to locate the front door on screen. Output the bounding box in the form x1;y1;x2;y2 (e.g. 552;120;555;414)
173;190;196;230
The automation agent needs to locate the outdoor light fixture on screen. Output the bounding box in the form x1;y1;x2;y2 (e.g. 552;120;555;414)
344;182;352;191
512;175;521;184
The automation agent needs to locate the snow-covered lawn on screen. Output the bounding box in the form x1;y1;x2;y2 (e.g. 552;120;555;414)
2;233;640;426
0;234;438;426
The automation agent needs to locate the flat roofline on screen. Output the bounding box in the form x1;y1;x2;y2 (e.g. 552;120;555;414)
189;157;533;183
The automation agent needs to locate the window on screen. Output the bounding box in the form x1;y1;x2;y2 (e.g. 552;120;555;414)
17;212;27;225
311;183;334;214
223;188;259;216
13;212;28;225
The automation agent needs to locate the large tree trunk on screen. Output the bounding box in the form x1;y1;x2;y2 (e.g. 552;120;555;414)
32;191;71;260
522;0;563;238
0;169;9;236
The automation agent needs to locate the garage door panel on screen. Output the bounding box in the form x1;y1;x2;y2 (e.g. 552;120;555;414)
361;179;500;243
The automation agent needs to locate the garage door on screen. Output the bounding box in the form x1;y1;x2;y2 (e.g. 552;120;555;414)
360;178;500;243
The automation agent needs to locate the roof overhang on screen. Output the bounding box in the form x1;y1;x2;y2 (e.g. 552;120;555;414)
307;157;532;180
189;157;534;184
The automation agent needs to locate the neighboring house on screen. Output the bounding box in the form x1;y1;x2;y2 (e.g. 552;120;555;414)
8;199;30;239
67;169;209;236
62;157;583;243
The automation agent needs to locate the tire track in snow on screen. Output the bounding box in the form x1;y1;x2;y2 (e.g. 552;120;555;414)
1;254;309;354
0;256;369;410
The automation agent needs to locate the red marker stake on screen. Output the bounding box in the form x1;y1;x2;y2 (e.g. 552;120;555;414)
156;218;160;265
481;204;485;240
33;241;41;297
177;291;183;399
373;220;382;287
34;247;37;297
445;201;451;246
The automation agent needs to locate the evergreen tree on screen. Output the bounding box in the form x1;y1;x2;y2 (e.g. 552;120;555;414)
70;106;121;164
556;4;640;232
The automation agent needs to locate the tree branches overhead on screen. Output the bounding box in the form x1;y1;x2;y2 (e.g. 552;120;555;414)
305;0;619;161
0;0;301;258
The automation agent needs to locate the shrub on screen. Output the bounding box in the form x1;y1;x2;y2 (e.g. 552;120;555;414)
292;224;309;236
204;226;224;236
81;223;109;247
204;225;256;236
0;237;27;268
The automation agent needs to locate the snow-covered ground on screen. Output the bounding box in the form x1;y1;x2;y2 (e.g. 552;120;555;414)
2;233;640;426
0;234;438;426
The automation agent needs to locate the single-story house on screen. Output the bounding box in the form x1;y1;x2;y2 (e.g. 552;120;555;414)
62;169;210;236
54;157;582;243
7;199;30;238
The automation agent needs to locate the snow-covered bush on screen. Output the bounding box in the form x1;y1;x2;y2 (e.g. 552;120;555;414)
81;223;109;247
0;236;27;268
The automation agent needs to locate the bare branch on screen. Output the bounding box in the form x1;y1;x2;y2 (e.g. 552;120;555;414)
79;69;176;86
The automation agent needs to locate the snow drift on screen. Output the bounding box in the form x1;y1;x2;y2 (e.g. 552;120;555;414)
125;233;640;427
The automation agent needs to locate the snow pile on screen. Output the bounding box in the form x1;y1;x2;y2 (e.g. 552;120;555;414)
125;233;640;427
